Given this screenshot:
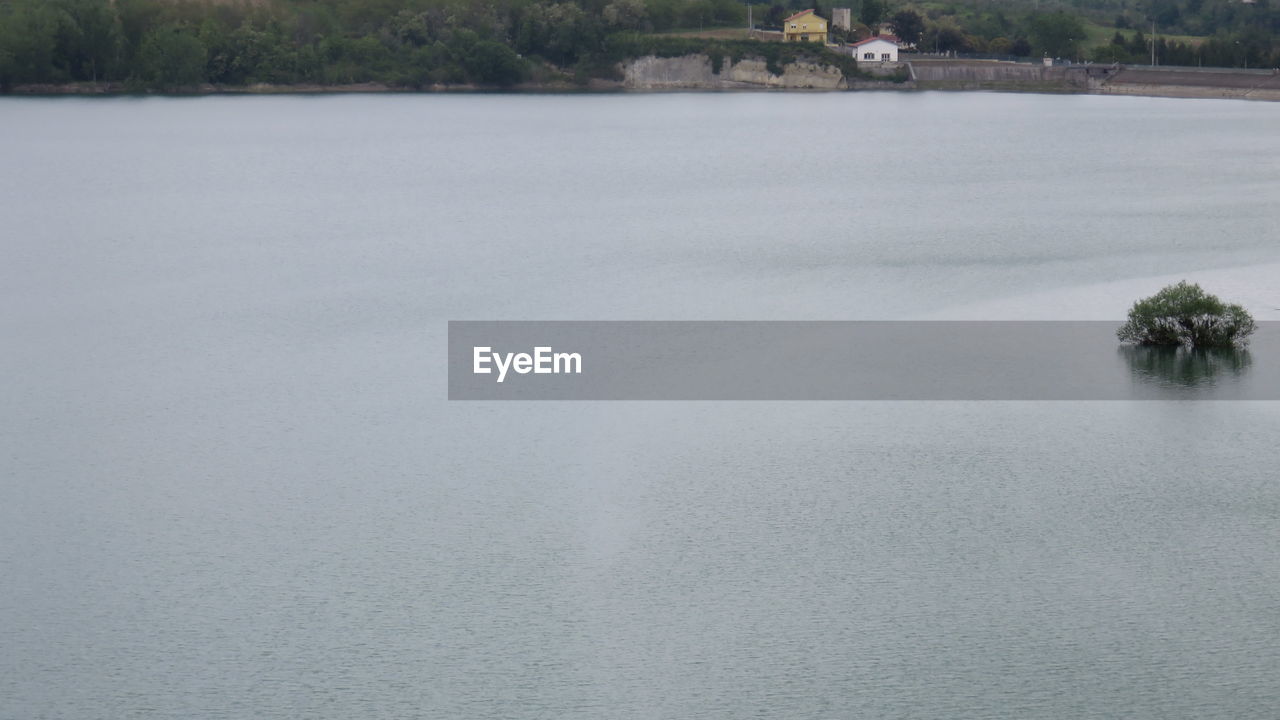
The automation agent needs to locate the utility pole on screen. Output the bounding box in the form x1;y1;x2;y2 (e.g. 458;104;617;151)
1151;20;1156;66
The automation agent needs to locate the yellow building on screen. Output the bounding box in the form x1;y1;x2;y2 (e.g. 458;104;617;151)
782;9;828;44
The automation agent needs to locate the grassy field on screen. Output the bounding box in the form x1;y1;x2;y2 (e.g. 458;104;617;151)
655;21;1209;54
1083;20;1207;49
653;27;756;40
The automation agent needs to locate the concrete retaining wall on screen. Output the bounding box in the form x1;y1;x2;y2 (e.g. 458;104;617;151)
908;60;1089;91
1094;82;1280;101
1095;66;1280;101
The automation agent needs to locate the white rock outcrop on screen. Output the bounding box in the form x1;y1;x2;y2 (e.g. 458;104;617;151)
622;54;847;90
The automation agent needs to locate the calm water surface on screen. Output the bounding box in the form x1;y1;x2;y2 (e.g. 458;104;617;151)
2;93;1279;719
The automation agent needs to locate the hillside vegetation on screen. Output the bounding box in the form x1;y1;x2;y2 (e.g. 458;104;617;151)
902;0;1280;66
2;0;1279;91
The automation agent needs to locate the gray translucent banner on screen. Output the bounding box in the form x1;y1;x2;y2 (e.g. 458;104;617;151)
448;321;1279;400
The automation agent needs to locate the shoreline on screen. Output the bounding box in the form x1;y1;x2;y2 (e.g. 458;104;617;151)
2;79;629;96
8;61;1280;101
9;85;1278;103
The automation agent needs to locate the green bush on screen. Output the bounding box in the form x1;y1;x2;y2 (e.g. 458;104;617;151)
138;25;208;88
463;40;525;86
1117;281;1256;348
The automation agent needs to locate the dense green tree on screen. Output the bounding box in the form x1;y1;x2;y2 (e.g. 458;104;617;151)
644;0;682;31
115;0;167;63
926;23;969;53
6;0;1280;91
1130;30;1147;55
709;0;745;25
463;39;524;84
138;24;206;86
765;4;787;27
387;9;434;47
1027;11;1085;58
603;0;648;30
322;34;393;81
515;2;599;65
889;9;924;45
681;0;716;29
52;0;123;81
1151;0;1181;28
859;0;884;28
1117;282;1255;348
0;1;61;85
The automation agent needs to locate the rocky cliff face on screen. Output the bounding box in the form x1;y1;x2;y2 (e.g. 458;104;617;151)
622;54;847;90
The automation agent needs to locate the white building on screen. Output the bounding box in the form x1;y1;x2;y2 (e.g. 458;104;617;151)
850;36;899;62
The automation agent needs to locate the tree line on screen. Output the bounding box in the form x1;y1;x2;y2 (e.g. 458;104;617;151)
3;0;1280;91
881;0;1280;66
0;0;760;89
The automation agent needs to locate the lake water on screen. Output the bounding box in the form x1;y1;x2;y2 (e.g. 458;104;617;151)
2;92;1279;719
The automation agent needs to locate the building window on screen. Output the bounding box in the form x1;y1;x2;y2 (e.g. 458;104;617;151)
863;52;874;60
881;53;891;61
790;24;797;28
802;35;809;41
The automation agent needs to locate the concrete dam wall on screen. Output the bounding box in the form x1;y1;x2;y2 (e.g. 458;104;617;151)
620;55;1280;102
1095;66;1280;101
909;60;1089;91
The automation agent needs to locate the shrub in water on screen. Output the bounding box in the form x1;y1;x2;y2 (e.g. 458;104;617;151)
1117;281;1256;348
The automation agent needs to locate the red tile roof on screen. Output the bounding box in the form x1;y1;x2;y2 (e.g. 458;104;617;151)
851;35;900;47
783;9;818;22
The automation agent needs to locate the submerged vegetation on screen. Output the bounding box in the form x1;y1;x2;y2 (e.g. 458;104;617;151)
1121;344;1252;388
1117;281;1256;349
